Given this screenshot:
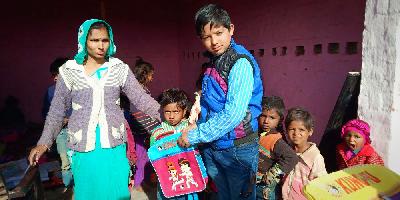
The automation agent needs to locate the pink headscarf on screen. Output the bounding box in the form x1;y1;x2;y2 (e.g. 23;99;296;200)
341;119;371;144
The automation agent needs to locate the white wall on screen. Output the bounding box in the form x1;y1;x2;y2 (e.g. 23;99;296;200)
359;0;400;173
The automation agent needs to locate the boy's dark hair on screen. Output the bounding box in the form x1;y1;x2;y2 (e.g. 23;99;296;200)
195;4;231;36
285;107;314;131
158;88;191;112
133;56;154;85
261;96;286;132
50;57;69;75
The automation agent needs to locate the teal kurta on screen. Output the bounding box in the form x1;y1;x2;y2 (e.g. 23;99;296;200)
70;66;130;200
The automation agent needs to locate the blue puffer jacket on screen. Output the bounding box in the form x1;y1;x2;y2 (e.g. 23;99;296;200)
200;39;263;149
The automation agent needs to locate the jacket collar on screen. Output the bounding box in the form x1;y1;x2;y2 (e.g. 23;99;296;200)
65;57;123;71
337;142;375;157
298;143;320;167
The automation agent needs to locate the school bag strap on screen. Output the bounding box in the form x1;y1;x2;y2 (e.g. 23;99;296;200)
155;130;176;141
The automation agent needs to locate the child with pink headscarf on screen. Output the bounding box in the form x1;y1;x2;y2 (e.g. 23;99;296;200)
336;119;384;169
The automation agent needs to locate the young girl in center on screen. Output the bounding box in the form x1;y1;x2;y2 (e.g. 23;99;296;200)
336;119;384;169
282;107;327;200
150;88;198;200
256;96;298;200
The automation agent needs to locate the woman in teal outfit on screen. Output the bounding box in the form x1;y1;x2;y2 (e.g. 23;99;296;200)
29;19;161;200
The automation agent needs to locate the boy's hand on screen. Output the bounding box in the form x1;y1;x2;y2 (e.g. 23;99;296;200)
178;129;191;148
178;124;197;147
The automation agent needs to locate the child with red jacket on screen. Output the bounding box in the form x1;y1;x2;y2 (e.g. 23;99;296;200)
336;119;384;169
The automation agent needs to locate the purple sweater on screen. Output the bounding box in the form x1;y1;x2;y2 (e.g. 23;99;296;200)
38;58;160;152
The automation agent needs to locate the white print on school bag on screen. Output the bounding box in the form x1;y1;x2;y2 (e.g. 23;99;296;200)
178;158;199;189
167;161;184;191
148;131;208;198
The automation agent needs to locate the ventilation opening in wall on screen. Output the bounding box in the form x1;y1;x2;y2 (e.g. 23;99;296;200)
314;44;322;54
258;49;265;57
281;47;287;56
295;46;305;56
272;48;277;56
249;50;254;55
328;43;340;54
346;42;358;55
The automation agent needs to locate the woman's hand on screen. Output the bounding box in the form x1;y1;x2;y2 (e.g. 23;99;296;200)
28;145;48;166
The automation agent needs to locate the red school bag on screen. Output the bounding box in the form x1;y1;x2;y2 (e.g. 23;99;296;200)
148;131;208;198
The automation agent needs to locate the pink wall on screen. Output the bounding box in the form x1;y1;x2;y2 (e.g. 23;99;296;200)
0;0;365;145
177;0;365;144
0;1;180;123
104;0;181;97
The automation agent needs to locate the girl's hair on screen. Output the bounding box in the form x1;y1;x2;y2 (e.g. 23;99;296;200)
157;88;191;112
285;107;314;131
261;96;286;133
133;57;154;85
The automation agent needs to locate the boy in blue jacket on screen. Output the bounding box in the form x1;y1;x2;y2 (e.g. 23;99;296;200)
178;4;263;199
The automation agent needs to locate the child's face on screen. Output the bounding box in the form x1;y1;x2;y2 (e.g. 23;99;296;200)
163;103;186;127
199;23;234;56
287;120;313;147
344;130;365;152
258;108;280;133
145;71;154;85
51;73;59;82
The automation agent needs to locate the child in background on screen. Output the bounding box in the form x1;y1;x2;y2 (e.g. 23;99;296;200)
129;57;160;191
256;96;298;200
42;57;73;190
336;119;384;169
282;108;327;200
150;88;197;200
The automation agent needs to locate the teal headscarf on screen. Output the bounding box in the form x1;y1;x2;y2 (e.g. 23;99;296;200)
74;19;117;64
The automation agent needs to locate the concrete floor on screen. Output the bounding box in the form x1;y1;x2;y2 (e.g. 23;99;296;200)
130;184;157;200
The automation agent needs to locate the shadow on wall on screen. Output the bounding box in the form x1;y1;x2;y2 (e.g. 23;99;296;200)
319;72;360;173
